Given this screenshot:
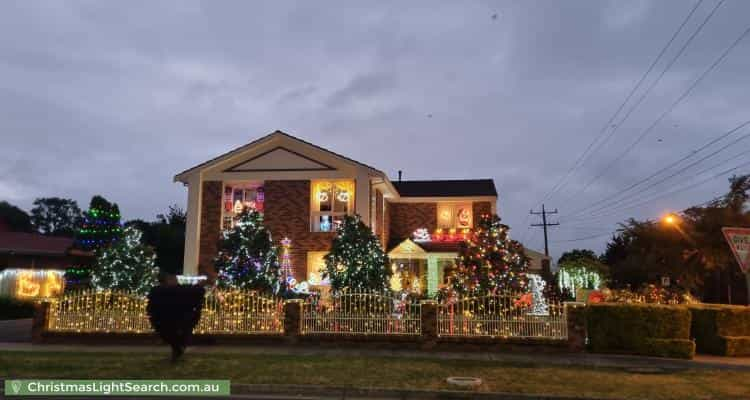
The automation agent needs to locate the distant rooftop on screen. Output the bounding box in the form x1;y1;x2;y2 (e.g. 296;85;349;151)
0;231;76;256
392;179;497;197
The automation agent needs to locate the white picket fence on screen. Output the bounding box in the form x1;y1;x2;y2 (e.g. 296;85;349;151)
46;289;284;335
301;289;421;335
437;292;567;339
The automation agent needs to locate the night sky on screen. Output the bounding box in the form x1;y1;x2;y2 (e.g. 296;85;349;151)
2;0;749;261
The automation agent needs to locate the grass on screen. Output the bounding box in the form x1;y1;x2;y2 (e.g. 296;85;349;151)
0;351;749;399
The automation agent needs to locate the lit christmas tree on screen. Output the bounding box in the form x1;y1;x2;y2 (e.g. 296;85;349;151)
76;195;123;251
214;209;282;294
91;226;158;295
449;214;529;295
323;215;391;291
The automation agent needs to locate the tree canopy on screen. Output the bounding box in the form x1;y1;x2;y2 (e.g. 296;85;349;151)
0;201;33;232
30;197;83;236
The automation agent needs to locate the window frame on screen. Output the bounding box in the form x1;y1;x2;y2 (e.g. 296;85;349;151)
310;180;355;232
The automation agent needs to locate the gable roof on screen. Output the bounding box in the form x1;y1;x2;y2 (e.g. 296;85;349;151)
174;130;385;182
392;179;497;197
0;232;75;256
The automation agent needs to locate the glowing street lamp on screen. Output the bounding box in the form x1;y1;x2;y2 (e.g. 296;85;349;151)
662;213;679;226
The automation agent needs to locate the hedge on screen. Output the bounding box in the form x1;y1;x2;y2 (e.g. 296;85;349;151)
587;303;694;359
0;297;36;320
688;304;750;356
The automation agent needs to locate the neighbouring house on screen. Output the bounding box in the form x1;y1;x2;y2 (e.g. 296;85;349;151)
0;227;93;298
0;230;91;271
175;130;544;296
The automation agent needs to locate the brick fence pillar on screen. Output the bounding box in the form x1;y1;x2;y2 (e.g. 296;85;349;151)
283;299;303;344
565;302;587;352
31;301;50;344
420;300;438;349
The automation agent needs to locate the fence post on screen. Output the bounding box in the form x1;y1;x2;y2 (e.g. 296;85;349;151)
565;301;587;352
420;299;438;349
31;301;50;344
283;299;303;343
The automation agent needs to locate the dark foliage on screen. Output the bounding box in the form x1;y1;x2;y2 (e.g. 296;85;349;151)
0;297;35;320
126;205;186;274
0;201;33;232
146;285;205;361
603;175;750;304
587;303;694;359
30;197;83;236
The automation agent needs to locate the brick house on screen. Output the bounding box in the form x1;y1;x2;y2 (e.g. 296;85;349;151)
175;130;542;295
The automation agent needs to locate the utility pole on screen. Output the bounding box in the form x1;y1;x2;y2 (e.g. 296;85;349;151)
530;204;560;257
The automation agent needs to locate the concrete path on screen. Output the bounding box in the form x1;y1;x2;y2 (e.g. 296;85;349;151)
2;341;749;371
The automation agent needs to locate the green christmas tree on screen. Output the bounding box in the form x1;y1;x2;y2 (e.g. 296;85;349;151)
323;215;390;291
76;195;123;251
449;214;529;295
91;226;158;295
214;210;282;293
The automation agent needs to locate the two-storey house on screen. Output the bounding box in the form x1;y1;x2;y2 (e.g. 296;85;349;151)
175;131;544;296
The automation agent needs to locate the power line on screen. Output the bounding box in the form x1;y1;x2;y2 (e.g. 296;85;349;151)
551;232;615;243
562;10;750;204
562;120;750;219
567;146;750;222
568;158;750;221
535;0;706;208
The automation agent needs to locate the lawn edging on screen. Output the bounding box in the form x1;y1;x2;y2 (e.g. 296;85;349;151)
229;383;623;400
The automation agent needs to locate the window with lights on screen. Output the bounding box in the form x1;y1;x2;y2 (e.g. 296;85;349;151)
310;180;354;232
221;182;265;230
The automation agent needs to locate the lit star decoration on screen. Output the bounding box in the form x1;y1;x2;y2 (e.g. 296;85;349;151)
91;226;158;296
214;209;284;295
447;214;529;296
323;215;391;291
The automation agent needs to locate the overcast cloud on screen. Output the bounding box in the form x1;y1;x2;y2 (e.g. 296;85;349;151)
2;0;749;260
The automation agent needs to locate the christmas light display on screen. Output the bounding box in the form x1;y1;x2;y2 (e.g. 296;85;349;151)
412;228;431;242
447;214;529;295
0;269;65;299
527;273;549;315
91;226;158;295
412;227;472;243
214;210;283;294
323;215;391;291
76;195;122;251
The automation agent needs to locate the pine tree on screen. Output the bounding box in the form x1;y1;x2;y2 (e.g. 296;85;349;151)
323;215;390;291
91;226;158;295
214;210;282;293
76;195;123;251
449;214;529;295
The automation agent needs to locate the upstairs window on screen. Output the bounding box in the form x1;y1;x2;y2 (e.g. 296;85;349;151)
436;202;473;230
311;180;354;232
222;183;264;230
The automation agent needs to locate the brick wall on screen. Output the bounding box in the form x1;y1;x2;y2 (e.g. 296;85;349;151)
388;202;437;245
472;201;493;226
198;181;222;280
263;180;335;279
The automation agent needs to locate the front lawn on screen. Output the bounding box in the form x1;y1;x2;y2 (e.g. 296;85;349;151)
0;351;748;399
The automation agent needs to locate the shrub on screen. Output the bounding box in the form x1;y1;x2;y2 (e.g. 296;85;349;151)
0;297;35;320
146;285;205;362
587;303;694;359
688;304;750;356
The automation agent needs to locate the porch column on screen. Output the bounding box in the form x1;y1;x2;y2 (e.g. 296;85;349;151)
355;173;371;226
182;174;202;276
427;255;439;296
